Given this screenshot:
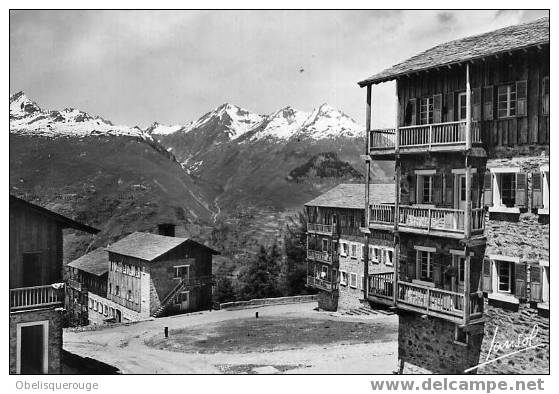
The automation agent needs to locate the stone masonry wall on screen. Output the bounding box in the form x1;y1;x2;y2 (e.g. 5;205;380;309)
478;301;549;374
317;291;338;311
10;308;63;374
398;312;484;374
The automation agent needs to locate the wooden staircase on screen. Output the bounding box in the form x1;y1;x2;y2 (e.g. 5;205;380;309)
151;275;214;318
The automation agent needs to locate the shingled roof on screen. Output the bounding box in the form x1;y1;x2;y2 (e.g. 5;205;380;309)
358;17;549;86
67;247;109;277
304;183;394;210
107;232;219;262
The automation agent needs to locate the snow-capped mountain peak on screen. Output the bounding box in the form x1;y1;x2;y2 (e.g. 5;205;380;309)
297;103;362;139
9;92;150;140
182;102;264;140
245;106;310;141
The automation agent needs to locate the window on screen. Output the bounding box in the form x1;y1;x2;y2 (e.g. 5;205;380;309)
115;286;120;296
420;97;434;125
497;261;512;293
458;92;467;120
350;273;358;288
350;244;357;259
417;250;433;282
174;265;189;279
500;173;516;207
417;175;433;204
542;77;550;115
127;290;132;301
175;291;189;305
104;305;108;316
134;266;139;277
361;275;365;290
497;84;516;118
322;239;329;252
89;299;93;309
371;246;380;263
108;283;112;295
94;301;98;311
460;175;467;202
385;249;394;266
340;271;348;286
340;242;349;257
320;265;328;279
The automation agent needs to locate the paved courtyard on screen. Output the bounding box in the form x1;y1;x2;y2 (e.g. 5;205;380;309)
64;302;398;374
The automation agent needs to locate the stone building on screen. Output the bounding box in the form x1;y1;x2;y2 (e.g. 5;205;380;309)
9;195;98;374
84;232;218;323
66;248;109;326
358;17;549;373
305;183;394;311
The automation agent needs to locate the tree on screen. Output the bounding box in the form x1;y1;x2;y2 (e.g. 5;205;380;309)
281;211;313;296
214;265;237;303
238;244;282;300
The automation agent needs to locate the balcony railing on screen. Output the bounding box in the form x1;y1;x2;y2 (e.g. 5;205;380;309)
67;278;84;292
369;204;485;236
306;276;338;292
368;272;394;300
369;121;481;154
397;281;465;319
10;284;65;312
307;249;336;264
307;223;337;235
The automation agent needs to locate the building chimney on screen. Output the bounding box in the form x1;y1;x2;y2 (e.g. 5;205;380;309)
158;223;176;237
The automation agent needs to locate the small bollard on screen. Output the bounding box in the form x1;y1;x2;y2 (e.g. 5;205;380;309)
164;327;168;338
255;312;259;318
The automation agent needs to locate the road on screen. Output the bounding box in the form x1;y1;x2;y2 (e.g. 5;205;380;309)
64;302;398;374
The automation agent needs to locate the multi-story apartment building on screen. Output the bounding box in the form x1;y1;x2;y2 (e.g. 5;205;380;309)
66;248;109;326
84;231;218;322
305;183;394;311
9;195;98;374
358;17;549;373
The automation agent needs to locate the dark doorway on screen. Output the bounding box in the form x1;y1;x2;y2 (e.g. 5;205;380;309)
22;252;42;287
115;309;122;323
20;324;45;374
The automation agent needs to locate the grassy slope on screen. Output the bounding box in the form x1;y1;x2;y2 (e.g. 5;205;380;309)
9;134;215;262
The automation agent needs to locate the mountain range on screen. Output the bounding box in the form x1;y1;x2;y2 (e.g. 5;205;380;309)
9;92;393;263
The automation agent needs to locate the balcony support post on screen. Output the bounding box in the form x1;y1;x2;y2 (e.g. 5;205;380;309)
395;79;400;153
466;63;472;150
364;84;372;298
465;157;472;238
464;246;471;325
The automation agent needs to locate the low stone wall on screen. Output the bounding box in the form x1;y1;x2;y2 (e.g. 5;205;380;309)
64;317;153;333
219;295;317;310
317;291;338;311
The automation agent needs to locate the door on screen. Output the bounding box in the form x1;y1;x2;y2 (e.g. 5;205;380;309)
454;174;468;230
178;291;189;311
115;309;122;323
19;324;46;374
22;252;42;287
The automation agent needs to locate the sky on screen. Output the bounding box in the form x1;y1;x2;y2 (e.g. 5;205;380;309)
10;10;549;129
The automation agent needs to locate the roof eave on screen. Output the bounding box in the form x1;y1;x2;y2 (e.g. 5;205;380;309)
357;40;549;87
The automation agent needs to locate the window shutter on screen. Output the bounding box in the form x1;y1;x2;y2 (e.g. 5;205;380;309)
514;263;527;299
362;245;366;261
482;259;492;292
471;171;480;208
408;176;416;204
516;80;527;117
472;88;481;121
483;86;494;120
483;172;493;207
444;172;454;208
432;254;443;287
408;99;417;126
542;77;550;115
445;92;455;122
529;265;542;302
433;173;442;205
433;94;442;123
515;172;527;207
531;172;543;209
406;249;416;281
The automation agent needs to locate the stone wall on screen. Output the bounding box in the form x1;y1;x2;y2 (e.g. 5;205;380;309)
397;312;484;374
478;302;549;374
10;308;63;374
317;291;338;311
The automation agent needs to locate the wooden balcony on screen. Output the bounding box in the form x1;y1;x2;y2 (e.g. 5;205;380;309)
307;223;337;235
369;204;485;238
307;249;338;264
10;284;65;312
369;121;482;157
67;278;84;292
306;276;338;292
396;281;483;325
367;272;395;307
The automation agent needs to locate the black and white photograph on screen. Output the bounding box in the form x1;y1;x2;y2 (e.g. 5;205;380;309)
7;6;552;390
